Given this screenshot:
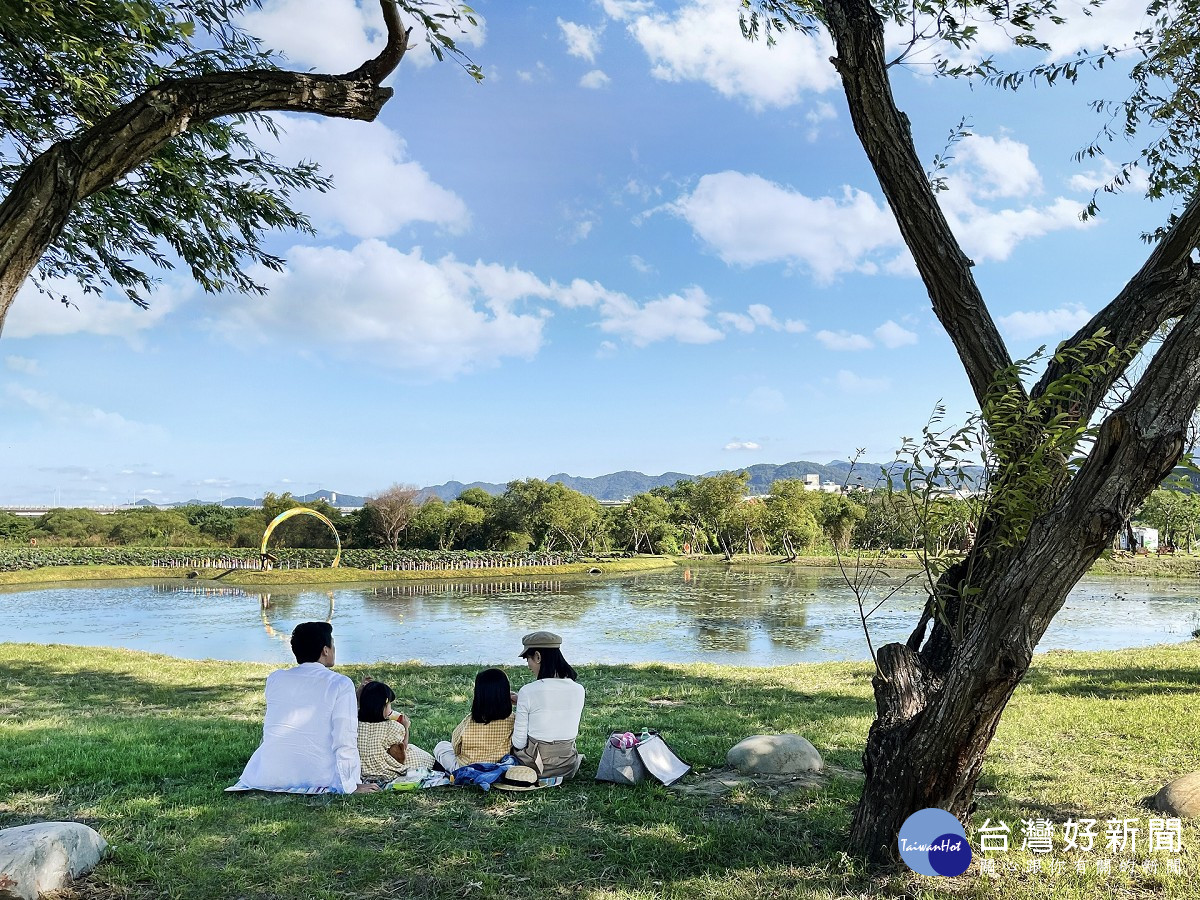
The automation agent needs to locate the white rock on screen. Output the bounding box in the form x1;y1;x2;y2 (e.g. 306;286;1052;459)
726;734;824;775
0;823;107;900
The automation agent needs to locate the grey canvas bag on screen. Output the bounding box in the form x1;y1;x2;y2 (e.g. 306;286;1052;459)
596;733;690;786
595;736;650;785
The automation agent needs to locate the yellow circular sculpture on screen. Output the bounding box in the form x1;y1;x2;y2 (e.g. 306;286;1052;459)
260;507;342;568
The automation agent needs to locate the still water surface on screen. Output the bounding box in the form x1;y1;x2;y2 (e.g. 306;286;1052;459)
2;566;1198;665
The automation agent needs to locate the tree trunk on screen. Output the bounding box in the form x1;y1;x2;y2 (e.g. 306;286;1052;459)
817;0;1200;866
846;318;1200;863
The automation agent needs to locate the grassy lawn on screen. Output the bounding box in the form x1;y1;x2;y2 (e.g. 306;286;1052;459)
3;643;1200;898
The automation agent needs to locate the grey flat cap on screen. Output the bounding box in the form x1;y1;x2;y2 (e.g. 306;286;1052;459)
520;630;562;657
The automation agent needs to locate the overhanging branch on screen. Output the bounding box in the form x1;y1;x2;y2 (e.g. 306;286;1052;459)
0;0;410;332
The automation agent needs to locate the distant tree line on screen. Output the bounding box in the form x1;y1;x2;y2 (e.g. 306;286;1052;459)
3;476;1187;557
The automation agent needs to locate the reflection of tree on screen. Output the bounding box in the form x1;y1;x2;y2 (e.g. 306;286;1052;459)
259;591;335;644
684;568;821;652
362;578;602;631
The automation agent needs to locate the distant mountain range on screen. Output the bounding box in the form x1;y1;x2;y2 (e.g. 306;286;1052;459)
135;489;370;509
131;460;1199;509
419;460;890;502
134;461;900;508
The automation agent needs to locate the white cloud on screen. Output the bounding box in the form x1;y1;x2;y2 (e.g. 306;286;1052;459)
805;101;837;141
242;0;485;73
672;134;1094;282
555;279;725;346
1068;159;1150;194
4;356;39;375
724;440;762;451
580;69;611;89
834;370;891;393
4;384;159;435
208;240;551;378
816;329;873;351
716;302;806;335
208;241;732;371
955;135;1042;199
565;217;596;242
717;311;757;333
268;115;469;238
5;279;184;340
942;196;1092;263
874;320;918;348
887;0;1149;71
606;0;836;109
998;305;1093;340
669;172;902;282
242;0;378;72
595;286;725;347
629;255;655;274
1041;0;1152;59
558;19;604;62
596;340;619;358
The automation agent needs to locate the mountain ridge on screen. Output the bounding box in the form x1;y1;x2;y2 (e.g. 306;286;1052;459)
132;461;892;507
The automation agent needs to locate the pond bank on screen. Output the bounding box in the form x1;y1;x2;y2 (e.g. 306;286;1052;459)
3;641;1198;899
0;555;676;587
686;552;1200;578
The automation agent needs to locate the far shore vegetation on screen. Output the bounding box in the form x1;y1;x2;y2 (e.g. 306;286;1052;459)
1;549;1196;588
2;476;1196;582
2;641;1198;899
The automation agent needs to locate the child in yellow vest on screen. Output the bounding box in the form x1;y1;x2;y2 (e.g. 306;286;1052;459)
433;668;515;772
357;680;434;778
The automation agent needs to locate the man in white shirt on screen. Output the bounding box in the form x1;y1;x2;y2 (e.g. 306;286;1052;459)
231;622;377;794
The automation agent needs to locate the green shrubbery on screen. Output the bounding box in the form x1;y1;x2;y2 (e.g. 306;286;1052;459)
0;547;581;573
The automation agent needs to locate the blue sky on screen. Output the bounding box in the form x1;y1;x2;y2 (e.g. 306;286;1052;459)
0;0;1172;505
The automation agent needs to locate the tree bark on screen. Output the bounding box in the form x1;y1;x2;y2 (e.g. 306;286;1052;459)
823;0;1200;867
0;0;409;333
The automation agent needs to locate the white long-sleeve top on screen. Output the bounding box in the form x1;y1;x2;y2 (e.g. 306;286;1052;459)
511;677;585;750
236;662;362;794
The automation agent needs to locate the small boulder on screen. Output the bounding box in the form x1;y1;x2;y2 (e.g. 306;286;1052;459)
727;734;823;775
0;822;107;900
1155;773;1200;817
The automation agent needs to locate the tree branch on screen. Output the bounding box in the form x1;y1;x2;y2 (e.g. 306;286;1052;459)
823;0;1015;407
0;0;409;333
1031;192;1200;417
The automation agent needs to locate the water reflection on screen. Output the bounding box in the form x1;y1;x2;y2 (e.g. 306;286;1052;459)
1;568;1197;665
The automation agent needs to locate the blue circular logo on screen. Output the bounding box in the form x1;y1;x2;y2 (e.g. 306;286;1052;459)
898;809;972;877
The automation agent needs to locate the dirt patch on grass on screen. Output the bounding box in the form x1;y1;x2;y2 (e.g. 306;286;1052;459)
672;764;862;798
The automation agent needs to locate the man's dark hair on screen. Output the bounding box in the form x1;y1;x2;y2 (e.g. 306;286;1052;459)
290;621;333;664
533;647;578;681
470;667;513;724
358;680;396;723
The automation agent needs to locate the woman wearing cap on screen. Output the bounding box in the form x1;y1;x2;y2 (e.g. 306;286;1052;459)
511;630;585;779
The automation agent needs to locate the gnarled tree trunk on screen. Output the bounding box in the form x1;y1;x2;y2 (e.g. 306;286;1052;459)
820;0;1200;866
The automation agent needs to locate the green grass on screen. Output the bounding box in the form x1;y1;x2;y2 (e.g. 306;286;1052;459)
3;643;1200;898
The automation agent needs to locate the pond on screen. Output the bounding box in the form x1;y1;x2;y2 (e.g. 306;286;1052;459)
3;566;1199;666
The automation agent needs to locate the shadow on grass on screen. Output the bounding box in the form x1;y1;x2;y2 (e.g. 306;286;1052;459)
1020;666;1200;699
